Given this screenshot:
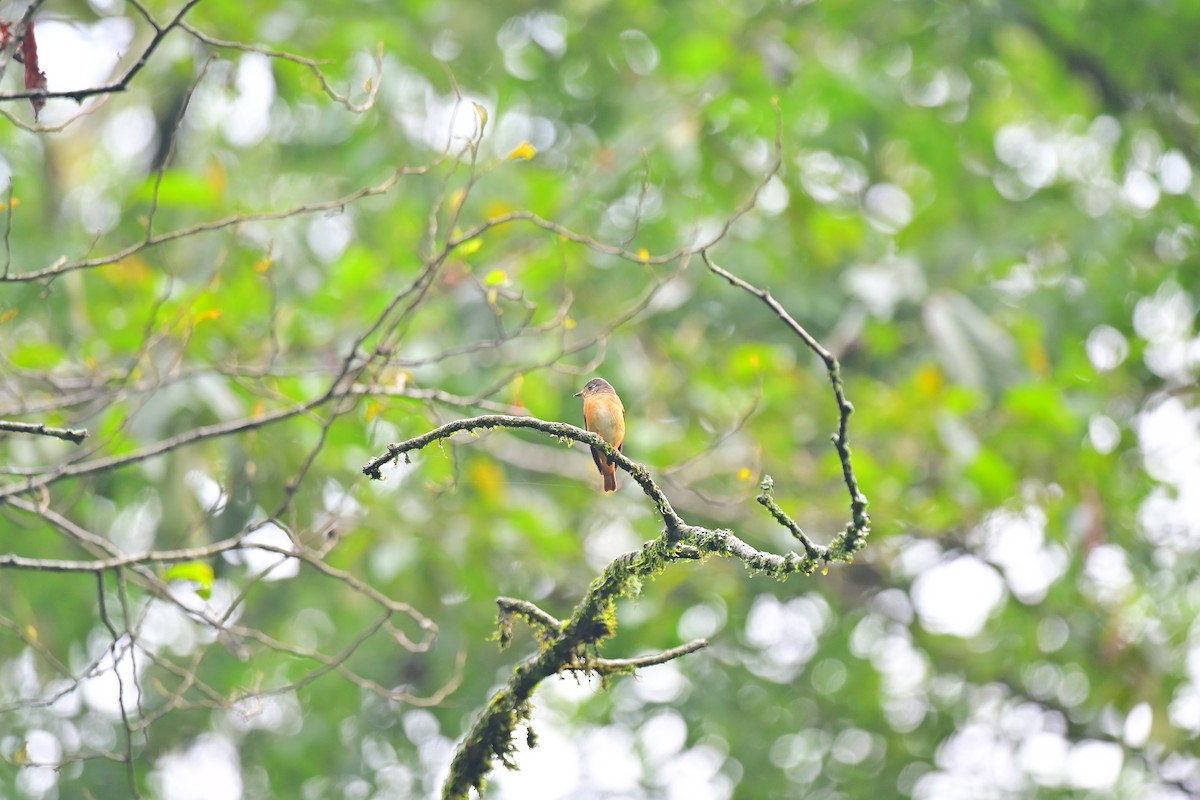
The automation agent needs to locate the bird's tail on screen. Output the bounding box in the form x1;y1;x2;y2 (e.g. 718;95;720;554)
603;465;617;493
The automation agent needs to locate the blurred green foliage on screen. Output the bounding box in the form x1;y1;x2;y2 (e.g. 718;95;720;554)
2;0;1198;798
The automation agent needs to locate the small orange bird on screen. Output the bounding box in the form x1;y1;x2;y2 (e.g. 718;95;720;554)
574;377;626;493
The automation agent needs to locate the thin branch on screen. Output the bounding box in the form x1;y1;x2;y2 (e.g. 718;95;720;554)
0;0;204;105
144;56;215;240
2;180;13;277
0;395;326;500
497;596;562;632
179;23;385;113
591;639;709;673
1;165;431;283
701;250;871;557
363;413;691;539
756;476;827;561
0;419;89;443
95;571;143;798
496;596;561;648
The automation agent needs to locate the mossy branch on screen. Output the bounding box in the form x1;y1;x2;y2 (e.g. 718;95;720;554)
363;410;869;798
701;250;872;557
363;414;691;538
365;255;871;800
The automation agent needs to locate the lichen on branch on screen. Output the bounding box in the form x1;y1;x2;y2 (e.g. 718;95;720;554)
363;260;870;800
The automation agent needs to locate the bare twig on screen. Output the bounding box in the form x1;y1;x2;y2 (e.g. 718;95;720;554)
0;0;204;105
1;164;432;283
180;23;385;113
701;250;871;557
591;639;709;673
0;419;89;443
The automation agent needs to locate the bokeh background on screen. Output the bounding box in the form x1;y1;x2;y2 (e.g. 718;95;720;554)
2;0;1198;797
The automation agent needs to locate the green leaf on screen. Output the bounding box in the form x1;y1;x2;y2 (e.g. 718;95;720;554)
136;172;220;209
164;561;215;599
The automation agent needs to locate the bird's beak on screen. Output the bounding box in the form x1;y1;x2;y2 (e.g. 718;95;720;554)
573;390;584;397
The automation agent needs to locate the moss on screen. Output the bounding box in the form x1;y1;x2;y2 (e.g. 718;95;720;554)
442;681;533;799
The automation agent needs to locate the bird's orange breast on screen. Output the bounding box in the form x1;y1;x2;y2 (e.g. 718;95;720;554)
588;397;625;444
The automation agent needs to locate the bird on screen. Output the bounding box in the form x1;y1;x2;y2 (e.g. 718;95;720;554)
574;377;626;493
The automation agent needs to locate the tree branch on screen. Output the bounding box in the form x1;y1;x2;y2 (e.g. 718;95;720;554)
0;0;203;105
591;639;709;674
363;414;692;540
361;136;871;793
701;250;871;557
0;419;88;443
496;596;562;647
363;407;866;799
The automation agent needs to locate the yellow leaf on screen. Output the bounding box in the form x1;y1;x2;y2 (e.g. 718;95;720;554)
737;467;753;481
473;102;489;134
110;255;152;285
24;624;37;642
1026;341;1050;377
509;375;527;412
637;247;650;262
459;238;483;256
0;197;20;211
484;200;513;220
364;77;373;92
365;401;382;422
449;188;467;212
564;316;577;330
205;158;227;198
469;458;505;501
507;141;537;161
915;363;943;398
194;309;222;324
0;308;17;324
253;254;272;274
252;400;266;418
485;269;507;286
821;565;829;575
749;353;760;369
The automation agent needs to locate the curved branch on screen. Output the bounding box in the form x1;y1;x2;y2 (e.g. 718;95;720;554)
363;408;866;799
701;251;871;557
2;165;429;284
496;596;562;647
591;639;709;674
0;0;203;106
363;414;692;539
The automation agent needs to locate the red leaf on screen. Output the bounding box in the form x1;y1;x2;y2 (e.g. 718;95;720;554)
2;19;46;119
19;20;46;119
